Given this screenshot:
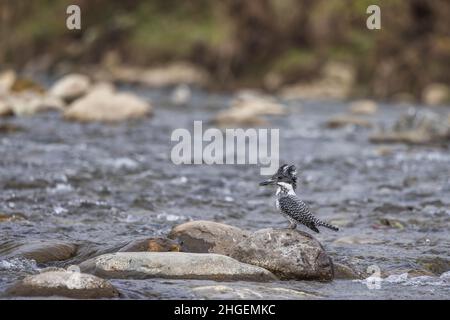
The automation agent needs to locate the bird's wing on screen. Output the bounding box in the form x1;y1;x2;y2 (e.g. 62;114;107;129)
278;195;318;228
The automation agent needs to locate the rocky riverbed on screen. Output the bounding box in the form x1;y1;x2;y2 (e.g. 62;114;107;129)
0;75;449;299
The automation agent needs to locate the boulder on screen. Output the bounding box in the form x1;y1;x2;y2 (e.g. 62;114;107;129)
168;220;249;256
422;83;449;106
0;100;12;117
0;240;77;263
213;92;285;127
7;270;118;299
119;237;180;252
79;252;276;281
5;92;65;116
64;86;152;122
50;74;91;102
230;228;334;280
349;100;378;115
139;63;209;87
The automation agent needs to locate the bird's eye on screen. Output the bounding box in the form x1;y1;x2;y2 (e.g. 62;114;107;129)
277;176;282;180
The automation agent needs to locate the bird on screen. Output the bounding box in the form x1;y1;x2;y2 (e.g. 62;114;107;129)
259;164;339;233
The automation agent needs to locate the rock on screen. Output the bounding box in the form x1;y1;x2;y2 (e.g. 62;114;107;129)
417;257;450;275
10;78;45;94
64;86;152;122
139;63;209;87
0;240;77;263
0;70;16;93
349;100;378;115
422;83;449;106
230;228;334;280
119;237;180;252
325;115;372;128
370;108;450;144
213;92;285;127
333;262;361;279
192;284;317;299
279;61;355;101
50;74;91;102
0;100;13;117
168;220;249;256
5;92;65;116
79;252;276;281
7;270;118;298
0;212;26;222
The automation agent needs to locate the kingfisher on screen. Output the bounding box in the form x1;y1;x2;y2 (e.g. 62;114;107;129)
259;164;339;233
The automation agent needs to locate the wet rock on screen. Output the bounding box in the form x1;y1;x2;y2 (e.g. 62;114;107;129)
213;92;285;127
417;257;450;275
0;100;13;117
192;284;317;299
64;86;152;122
325;114;372;128
5;92;65;116
422;83;449;106
79;252;276;281
370;108;450;144
349;100;378;115
0;212;26;223
0;240;77;263
230;228;334;281
50;74;91;102
333;262;361;279
7;270;118;298
168;220;249;256
118;237;180;253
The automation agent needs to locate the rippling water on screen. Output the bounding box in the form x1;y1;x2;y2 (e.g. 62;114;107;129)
0;87;449;299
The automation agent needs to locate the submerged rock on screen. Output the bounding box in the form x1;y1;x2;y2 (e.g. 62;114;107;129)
79;252;276;281
64;86;152;122
169;221;334;281
192;284;317;299
50;74;91;102
119;237;180;252
7;270;118;299
168;220;249;256
0;240;77;263
325;114;372;128
370;108;450;144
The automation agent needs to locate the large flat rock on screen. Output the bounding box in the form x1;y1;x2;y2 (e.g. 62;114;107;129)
79;252;276;282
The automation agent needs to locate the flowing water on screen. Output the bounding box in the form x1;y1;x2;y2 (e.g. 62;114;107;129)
0;86;449;299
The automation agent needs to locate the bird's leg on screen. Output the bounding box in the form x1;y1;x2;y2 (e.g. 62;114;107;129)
288;221;297;229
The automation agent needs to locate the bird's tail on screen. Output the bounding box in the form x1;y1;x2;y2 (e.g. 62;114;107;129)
317;220;339;231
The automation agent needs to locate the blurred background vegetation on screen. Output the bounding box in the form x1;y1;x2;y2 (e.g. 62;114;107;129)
1;0;450;101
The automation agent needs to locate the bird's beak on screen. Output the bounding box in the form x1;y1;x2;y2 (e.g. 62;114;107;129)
259;178;274;186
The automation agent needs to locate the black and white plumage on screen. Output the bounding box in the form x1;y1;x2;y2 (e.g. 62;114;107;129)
260;164;339;233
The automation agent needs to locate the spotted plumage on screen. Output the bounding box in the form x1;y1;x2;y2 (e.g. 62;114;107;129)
260;164;339;233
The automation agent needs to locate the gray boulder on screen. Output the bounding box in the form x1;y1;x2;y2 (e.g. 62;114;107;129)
0;240;77;263
168;220;249;256
79;252;276;282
